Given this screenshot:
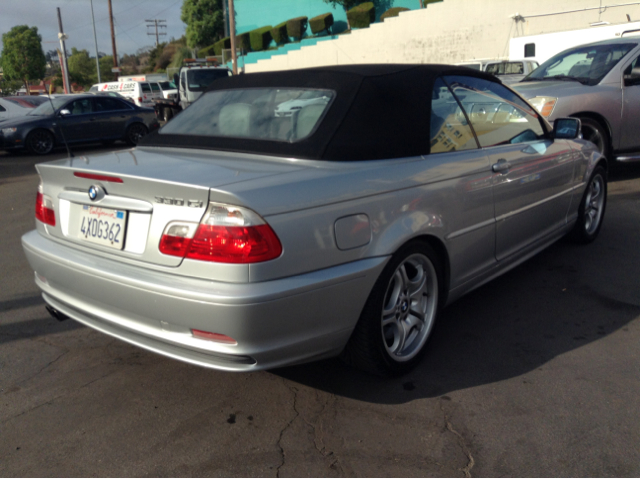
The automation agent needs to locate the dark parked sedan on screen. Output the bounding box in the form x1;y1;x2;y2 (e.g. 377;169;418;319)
0;93;158;155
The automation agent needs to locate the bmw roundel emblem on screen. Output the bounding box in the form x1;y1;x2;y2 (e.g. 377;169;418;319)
88;185;100;201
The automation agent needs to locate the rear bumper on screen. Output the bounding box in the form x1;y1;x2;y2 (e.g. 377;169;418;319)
22;230;387;371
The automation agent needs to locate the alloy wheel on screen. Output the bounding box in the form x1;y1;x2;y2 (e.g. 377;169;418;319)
28;130;54;155
381;253;438;362
584;173;605;235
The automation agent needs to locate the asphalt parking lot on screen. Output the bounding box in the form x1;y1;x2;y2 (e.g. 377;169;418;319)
1;144;639;477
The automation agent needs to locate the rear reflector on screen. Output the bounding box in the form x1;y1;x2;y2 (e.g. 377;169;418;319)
74;172;123;183
191;329;237;345
35;192;56;226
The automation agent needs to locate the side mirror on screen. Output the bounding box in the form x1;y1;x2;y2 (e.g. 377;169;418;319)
59;109;71;117
173;73;180;88
553;118;581;140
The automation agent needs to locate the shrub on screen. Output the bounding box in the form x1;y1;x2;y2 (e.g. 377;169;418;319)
250;26;273;51
236;32;252;53
213;37;231;56
309;13;334;35
198;44;216;58
347;2;376;29
380;7;409;22
271;22;289;44
287;16;308;41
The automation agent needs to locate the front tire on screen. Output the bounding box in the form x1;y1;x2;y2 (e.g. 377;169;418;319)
342;241;443;376
570;166;607;244
26;129;55;155
577;117;610;160
125;123;148;145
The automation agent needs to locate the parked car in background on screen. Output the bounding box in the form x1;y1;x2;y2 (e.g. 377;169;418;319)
0;93;158;155
82;90;132;102
514;37;640;163
456;59;539;84
22;65;605;376
89;81;162;108
0;96;47;122
157;81;178;100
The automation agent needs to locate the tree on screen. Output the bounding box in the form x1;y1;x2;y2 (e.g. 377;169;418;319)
67;48;94;86
181;0;226;48
1;25;46;92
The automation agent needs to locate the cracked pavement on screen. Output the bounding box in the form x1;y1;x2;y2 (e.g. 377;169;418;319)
1;147;640;476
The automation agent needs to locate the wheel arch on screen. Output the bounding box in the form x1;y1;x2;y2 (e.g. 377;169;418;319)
570;111;613;149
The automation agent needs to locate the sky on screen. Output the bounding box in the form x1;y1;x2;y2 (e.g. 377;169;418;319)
0;0;187;57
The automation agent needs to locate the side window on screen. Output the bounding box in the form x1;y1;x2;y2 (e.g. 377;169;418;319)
94;97;130;112
524;43;535;58
141;83;152;93
67;98;93;115
430;77;478;154
444;75;545;148
150;82;161;92
0;104;6;112
623;54;640;78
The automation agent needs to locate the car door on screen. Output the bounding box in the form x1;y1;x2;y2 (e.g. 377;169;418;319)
92;97;133;139
619;50;640;152
58;98;96;142
140;82;154;108
444;75;577;262
429;77;497;286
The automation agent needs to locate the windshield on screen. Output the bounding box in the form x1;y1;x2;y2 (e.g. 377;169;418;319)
160;88;334;142
186;69;230;92
524;42;636;85
28;97;69;115
158;81;176;90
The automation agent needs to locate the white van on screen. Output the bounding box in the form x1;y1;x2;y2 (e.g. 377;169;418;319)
89;81;161;108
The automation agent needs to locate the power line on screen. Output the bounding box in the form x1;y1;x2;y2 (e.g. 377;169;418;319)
146;19;167;47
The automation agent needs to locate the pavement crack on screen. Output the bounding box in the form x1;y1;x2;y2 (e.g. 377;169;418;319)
15;348;69;386
440;402;475;478
275;380;300;478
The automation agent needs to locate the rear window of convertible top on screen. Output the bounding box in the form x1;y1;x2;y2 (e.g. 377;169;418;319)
159;88;335;143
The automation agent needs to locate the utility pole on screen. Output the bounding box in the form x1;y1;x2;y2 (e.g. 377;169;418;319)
222;1;229;38
229;0;237;75
145;19;167;47
56;8;70;94
90;0;101;83
107;0;118;68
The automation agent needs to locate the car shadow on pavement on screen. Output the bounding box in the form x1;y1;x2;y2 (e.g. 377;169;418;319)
274;232;640;404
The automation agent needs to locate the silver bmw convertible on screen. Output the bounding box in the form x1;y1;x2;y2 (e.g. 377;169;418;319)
22;65;606;376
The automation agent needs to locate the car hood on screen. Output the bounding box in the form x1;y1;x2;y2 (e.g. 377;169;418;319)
512;80;593;99
0;114;51;128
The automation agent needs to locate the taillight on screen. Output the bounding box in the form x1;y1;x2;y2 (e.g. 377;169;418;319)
35;185;56;226
159;203;282;264
138;97;142;103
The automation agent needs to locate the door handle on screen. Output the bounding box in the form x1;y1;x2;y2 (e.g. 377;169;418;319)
492;159;511;173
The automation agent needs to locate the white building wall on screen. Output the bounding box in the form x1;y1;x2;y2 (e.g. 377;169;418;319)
246;0;640;72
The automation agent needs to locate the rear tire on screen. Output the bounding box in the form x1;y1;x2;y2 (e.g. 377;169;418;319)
341;241;443;376
26;129;55;155
570;166;607;244
163;107;174;122
125;123;148;145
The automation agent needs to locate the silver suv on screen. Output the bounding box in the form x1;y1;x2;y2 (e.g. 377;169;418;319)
513;37;640;163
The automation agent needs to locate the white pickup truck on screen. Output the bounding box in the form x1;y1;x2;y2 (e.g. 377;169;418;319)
455;59;540;85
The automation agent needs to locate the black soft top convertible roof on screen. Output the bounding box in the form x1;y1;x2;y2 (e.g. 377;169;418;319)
141;64;500;161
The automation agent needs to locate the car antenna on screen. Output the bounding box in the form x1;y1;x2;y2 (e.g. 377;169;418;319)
45;89;74;158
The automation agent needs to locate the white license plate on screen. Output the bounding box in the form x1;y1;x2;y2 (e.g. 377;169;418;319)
78;205;127;250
